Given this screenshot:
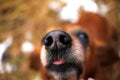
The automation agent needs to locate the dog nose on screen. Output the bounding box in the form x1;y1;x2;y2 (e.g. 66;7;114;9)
43;30;72;50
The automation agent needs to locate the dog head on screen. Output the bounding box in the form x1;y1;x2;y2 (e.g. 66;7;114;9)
40;25;89;80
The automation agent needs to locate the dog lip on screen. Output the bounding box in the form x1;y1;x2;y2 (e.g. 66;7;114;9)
53;59;65;65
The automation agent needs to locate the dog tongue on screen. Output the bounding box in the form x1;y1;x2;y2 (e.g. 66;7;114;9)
88;78;95;80
53;60;65;65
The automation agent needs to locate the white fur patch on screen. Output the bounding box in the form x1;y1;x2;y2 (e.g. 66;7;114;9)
50;69;77;80
40;45;47;66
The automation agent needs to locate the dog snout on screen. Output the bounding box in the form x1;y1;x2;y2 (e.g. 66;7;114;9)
43;30;72;50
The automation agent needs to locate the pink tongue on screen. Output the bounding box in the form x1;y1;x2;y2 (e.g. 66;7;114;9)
53;60;65;65
88;78;95;80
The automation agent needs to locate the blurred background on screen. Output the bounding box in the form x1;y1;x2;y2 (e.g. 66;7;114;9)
0;0;119;80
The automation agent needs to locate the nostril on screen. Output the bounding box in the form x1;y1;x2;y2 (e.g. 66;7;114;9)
44;36;53;46
59;35;72;45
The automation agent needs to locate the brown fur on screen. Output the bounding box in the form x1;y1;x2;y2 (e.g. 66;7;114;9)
29;12;119;80
76;12;119;79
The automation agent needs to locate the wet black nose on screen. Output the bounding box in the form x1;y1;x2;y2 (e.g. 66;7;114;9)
43;30;72;50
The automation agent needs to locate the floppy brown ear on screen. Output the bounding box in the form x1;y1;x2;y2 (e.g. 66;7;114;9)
29;44;41;71
95;45;119;67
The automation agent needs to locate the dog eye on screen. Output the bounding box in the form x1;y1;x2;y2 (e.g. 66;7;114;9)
73;30;89;48
78;32;88;40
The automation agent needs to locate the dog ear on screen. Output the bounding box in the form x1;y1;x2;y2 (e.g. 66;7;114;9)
95;44;119;67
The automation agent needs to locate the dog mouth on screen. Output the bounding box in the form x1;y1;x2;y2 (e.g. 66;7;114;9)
47;59;82;73
53;59;65;65
46;50;83;75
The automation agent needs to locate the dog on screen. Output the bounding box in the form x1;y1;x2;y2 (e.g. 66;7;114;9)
30;12;119;80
